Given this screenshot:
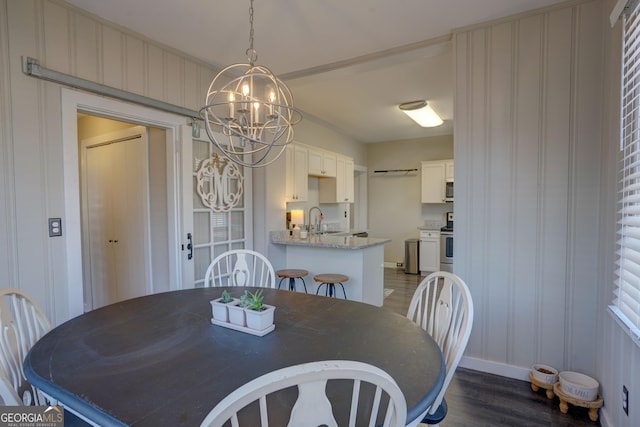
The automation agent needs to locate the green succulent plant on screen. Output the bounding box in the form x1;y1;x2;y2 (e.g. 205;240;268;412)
220;290;233;303
239;290;251;308
244;289;264;311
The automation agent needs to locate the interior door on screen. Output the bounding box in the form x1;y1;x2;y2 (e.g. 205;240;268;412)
82;127;150;309
85;142;116;307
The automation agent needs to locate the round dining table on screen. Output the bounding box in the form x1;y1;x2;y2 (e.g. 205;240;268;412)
24;287;445;427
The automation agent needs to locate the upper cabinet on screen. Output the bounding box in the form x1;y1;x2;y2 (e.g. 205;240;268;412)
421;159;453;203
285;143;308;202
444;160;454;182
337;156;355;203
308;147;337;177
319;155;355;203
289;142;354;203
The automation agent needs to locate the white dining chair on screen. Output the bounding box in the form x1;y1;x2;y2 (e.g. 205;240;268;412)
0;288;51;406
406;271;473;426
203;249;276;288
199;359;407;427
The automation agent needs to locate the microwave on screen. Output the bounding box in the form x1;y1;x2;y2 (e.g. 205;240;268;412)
445;181;454;202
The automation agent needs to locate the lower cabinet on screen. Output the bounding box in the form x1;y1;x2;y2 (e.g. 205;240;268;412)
419;230;440;273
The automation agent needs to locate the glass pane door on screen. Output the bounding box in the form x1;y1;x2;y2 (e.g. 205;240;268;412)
191;137;251;287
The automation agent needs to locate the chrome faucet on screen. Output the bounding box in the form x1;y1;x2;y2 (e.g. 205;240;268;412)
308;206;323;234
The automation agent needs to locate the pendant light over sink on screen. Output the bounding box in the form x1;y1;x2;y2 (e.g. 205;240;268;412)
199;0;302;168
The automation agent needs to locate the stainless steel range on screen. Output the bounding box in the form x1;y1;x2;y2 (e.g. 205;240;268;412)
440;212;453;272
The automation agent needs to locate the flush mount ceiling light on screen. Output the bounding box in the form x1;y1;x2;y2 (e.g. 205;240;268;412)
399;101;443;128
199;0;302;168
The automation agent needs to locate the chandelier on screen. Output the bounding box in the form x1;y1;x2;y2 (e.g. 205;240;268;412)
200;0;302;168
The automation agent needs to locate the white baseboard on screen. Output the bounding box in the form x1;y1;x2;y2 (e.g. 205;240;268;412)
458;356;531;381
383;262;402;269
598;408;613;427
459;356;611;424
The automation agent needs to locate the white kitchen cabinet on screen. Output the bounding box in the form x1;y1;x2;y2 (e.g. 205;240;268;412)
308;147;337;177
319;155;354;203
421;159;453;203
419;230;440;273
445;160;454;182
285;143;308;202
337;156;354;203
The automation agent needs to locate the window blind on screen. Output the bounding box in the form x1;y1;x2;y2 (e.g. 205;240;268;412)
614;1;640;344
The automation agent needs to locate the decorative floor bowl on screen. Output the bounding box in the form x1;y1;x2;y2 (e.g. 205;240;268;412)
531;364;558;384
558;371;599;401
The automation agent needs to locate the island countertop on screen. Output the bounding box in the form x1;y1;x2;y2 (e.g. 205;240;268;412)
271;232;390;250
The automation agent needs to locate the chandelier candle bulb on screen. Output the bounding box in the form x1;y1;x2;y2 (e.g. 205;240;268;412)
228;93;235;119
253;102;260;125
242;84;250;112
268;90;275;116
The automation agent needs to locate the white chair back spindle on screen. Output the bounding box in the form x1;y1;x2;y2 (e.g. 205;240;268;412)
204;249;276;288
0;288;51;405
199;360;407;427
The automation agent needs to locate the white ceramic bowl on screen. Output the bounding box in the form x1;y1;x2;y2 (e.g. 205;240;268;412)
531;364;558;384
559;371;599;401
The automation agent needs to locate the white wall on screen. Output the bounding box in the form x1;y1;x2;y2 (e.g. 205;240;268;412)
294;116;368;165
598;1;640;426
0;0;14;293
454;0;603;381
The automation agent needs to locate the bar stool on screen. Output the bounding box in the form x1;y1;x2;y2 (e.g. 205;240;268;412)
314;274;348;299
276;269;309;293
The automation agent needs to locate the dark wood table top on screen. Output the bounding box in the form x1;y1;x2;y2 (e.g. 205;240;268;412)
24;288;444;426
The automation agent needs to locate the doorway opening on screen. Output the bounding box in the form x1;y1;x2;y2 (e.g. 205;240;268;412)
61;88;192;320
78;116;171;311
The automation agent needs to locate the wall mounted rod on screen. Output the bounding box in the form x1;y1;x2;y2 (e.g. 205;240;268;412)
21;56;200;121
373;168;418;173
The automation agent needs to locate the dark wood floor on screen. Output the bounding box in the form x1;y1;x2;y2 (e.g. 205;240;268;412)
382;268;600;427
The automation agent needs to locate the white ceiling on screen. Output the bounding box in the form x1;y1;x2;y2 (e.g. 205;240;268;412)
65;0;568;143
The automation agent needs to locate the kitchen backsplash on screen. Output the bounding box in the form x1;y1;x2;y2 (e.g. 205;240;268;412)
286;202;351;232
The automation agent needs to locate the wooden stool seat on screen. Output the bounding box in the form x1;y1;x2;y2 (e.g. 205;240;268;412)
277;269;309;279
276;269;309;293
314;274;349;299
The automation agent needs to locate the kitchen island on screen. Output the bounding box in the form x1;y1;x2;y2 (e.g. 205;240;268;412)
271;232;391;306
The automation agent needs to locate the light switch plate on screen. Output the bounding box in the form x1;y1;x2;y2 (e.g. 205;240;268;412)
48;217;62;237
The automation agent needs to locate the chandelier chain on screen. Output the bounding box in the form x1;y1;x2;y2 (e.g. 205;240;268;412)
200;0;302;168
247;0;256;65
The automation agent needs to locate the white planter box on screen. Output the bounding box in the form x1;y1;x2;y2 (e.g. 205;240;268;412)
245;304;275;331
227;303;247;326
210;298;239;323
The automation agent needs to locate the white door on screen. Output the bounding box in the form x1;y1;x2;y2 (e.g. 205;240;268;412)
82;127;150;309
